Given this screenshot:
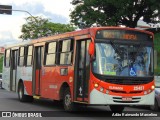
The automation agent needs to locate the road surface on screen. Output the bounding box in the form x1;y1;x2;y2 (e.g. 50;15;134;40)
0;88;159;120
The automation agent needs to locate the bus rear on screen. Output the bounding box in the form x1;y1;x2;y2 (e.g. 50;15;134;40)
88;28;154;111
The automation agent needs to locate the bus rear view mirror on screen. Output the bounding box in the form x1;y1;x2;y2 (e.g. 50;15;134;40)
88;42;95;57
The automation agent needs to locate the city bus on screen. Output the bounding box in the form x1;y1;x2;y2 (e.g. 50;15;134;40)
2;27;155;112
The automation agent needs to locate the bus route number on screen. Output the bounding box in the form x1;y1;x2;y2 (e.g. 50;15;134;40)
134;86;144;91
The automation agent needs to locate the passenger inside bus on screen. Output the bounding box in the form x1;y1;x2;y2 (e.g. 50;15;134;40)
93;43;152;77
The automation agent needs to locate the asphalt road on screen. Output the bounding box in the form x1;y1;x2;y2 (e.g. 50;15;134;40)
0;88;159;120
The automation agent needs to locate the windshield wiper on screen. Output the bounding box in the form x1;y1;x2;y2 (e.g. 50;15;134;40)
110;40;126;60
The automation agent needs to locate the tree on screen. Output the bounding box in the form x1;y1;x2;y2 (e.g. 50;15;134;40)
19;16;75;40
70;0;160;28
0;56;3;73
154;33;160;75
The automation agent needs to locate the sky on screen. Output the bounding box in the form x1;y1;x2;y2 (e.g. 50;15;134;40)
0;1;159;47
0;0;73;46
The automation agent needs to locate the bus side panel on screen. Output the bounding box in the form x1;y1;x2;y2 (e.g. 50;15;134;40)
23;81;32;95
40;66;74;101
16;66;33;95
54;66;74;100
41;66;57;99
2;67;11;91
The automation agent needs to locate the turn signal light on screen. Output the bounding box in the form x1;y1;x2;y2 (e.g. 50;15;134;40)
94;83;99;88
151;85;155;90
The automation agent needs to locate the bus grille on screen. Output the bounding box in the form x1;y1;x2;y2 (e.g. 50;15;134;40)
111;90;142;94
106;78;152;85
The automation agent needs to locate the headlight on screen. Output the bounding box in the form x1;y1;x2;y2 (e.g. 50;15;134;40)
151;85;155;90
106;90;109;94
100;87;104;92
144;91;147;95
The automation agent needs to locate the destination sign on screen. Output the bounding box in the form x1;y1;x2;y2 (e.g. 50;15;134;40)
96;30;152;41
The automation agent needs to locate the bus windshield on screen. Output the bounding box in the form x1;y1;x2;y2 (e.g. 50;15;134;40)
92;42;153;77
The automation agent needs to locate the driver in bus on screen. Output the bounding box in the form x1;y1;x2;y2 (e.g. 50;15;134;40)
132;52;146;76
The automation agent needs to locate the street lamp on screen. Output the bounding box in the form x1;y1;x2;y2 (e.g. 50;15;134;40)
0;5;36;21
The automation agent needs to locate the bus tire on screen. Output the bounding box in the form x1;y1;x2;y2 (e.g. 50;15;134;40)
63;88;76;111
18;82;33;102
150;99;159;111
110;105;125;113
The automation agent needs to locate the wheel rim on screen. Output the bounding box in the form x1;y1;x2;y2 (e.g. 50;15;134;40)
19;87;23;99
65;94;71;108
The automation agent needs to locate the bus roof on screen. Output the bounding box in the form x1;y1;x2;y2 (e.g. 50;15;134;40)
4;27;154;49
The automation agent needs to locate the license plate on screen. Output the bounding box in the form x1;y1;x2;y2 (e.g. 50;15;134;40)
122;97;132;101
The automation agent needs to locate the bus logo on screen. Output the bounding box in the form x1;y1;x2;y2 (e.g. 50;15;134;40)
109;86;123;90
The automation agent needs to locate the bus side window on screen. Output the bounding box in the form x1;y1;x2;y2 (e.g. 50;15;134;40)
5;49;10;67
26;46;33;66
59;39;74;65
18;47;25;66
44;42;57;66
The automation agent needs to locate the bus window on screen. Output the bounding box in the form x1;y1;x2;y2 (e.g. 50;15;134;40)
26;46;33;66
59;39;73;65
5;49;10;67
18;47;24;66
44;42;57;65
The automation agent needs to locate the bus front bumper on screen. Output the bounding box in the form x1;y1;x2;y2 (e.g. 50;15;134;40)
90;88;154;105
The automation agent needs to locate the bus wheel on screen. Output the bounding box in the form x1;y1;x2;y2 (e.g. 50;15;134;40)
18;82;33;102
110;105;125;113
63;88;75;111
150;99;159;111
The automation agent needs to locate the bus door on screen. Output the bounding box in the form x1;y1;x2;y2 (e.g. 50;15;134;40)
10;50;18;91
33;46;43;96
74;40;90;102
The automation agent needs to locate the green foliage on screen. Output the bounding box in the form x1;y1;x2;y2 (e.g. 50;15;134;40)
70;0;160;28
0;56;3;73
154;67;160;76
154;33;160;75
19;16;75;40
154;33;160;52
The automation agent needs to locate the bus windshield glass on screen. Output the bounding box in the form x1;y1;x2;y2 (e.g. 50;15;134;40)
92;42;153;77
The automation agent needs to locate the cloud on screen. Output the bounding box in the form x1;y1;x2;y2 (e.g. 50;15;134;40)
0;0;72;23
11;2;69;23
0;0;73;46
0;31;20;47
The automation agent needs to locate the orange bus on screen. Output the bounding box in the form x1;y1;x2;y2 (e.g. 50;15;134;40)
2;27;155;112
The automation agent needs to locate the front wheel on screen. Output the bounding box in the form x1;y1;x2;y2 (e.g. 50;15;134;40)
150;99;159;111
63;88;76;111
18;82;33;102
110;105;125;113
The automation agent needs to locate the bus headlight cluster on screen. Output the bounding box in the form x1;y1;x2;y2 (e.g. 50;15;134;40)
144;90;152;95
143;85;155;95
